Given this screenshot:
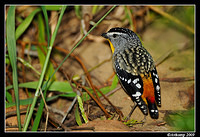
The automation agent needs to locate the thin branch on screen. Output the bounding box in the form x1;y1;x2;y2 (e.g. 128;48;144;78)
95;86;124;120
61;96;77;124
79;84;111;118
159;76;194;82
100;86;121;100
155;49;174;67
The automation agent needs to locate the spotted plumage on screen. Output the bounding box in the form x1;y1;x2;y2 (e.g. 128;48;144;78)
102;27;161;119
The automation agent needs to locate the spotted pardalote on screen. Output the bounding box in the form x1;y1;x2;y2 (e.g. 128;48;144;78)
101;27;161;119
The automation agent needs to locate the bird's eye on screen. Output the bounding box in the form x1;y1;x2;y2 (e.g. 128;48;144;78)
113;34;117;38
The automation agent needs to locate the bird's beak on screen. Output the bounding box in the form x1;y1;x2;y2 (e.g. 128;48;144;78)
101;33;109;39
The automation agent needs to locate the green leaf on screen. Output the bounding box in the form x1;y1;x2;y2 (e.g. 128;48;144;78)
15;8;41;40
6;5;21;130
6;81;76;95
6;94;64;108
5;55;10;65
6;91;13;103
44;5;63;11
110;74;119;90
75;106;83;126
164;109;195;131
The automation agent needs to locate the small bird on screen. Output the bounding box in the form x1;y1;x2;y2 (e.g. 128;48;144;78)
101;27;161;120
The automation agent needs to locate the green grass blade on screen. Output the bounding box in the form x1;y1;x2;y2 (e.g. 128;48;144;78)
75;106;82;126
32;7;56;130
44;5;117;90
6;94;62;108
74;5;81;19
15;8;41;40
23;105;31;128
49;6;68;48
36;12;56;81
41;6;50;47
22;6;67;131
6;6;22;131
124;6;134;31
110;74;119;90
6;97;33;108
6;54;41;75
31;85;48;131
16;56;41;75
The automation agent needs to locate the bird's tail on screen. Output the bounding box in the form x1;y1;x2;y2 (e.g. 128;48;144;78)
147;98;159;119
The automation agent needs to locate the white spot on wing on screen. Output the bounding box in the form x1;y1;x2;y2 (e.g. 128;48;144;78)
136;83;141;89
132;92;141;97
127;79;131;84
151;109;155;112
156;85;160;91
155;78;158;83
133;78;139;84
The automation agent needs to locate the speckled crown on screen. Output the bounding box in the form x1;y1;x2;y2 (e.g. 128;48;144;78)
108;27;138;38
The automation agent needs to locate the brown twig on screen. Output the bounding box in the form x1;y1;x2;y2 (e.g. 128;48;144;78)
155;49;174;67
39;88;49;132
159;76;194;82
100;86;121;100
54;46;109;117
106;72;116;83
43;111;71;131
79;84;111;118
94;86;124;120
6;108;38;118
55;46;102;103
70;126;95;131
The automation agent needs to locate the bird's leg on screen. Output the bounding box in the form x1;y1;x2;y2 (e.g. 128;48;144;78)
124;102;137;121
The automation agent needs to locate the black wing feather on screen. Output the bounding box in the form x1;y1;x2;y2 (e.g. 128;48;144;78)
114;61;148;115
151;67;161;107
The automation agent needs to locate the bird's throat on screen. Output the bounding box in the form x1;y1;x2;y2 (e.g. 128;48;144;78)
108;39;115;53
